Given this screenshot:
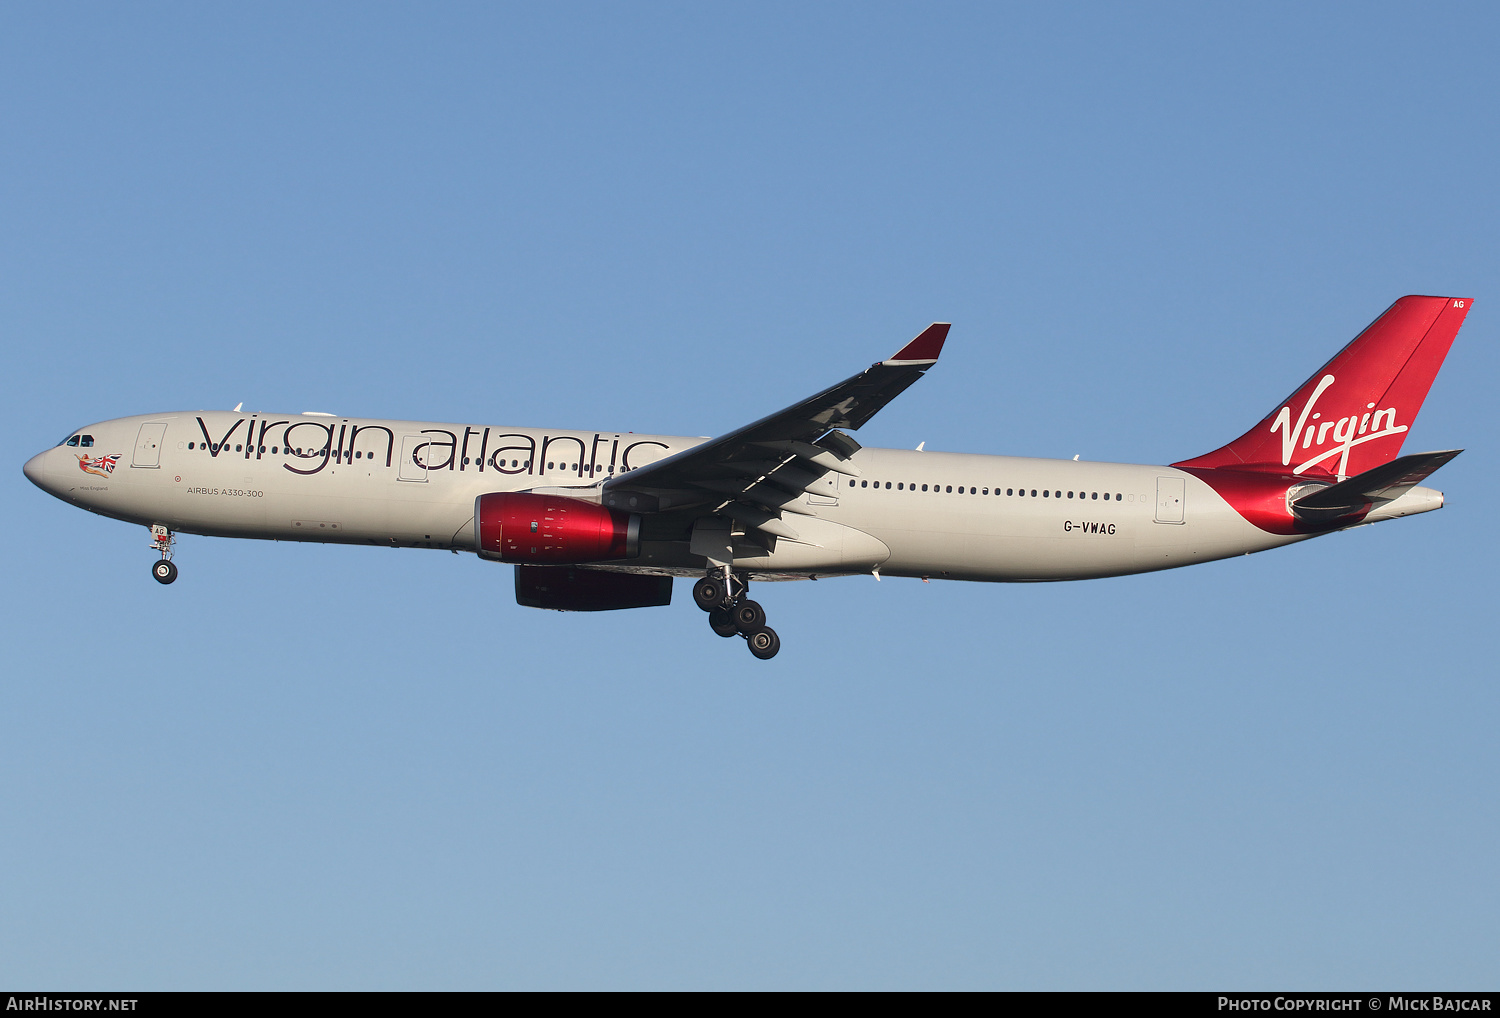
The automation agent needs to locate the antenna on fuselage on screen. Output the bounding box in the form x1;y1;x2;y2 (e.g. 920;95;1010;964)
233;402;243;412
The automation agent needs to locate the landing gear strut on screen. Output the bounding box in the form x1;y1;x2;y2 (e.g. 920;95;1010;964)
693;567;779;659
150;524;177;585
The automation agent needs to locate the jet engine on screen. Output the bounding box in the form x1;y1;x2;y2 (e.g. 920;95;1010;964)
475;492;640;564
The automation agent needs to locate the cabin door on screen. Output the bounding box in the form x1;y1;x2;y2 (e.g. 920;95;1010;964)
1154;476;1185;524
132;423;166;468
398;435;431;482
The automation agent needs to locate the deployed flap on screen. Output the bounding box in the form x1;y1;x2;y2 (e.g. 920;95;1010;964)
602;324;949;523
1292;449;1462;516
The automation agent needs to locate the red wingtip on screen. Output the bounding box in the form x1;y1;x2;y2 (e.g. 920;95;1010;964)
888;323;950;363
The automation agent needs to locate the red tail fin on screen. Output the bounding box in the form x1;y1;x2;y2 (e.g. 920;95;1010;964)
1173;296;1472;479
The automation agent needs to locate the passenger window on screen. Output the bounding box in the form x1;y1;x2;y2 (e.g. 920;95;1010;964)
1043;489;1049;497
1006;488;1013;496
1091;492;1097;499
1030;489;1037;496
1067;491;1073;498
885;482;891;489
849;479;856;487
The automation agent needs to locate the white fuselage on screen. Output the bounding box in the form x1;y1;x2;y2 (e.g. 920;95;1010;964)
24;409;1350;583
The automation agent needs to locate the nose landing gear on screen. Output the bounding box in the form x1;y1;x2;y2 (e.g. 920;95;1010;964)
693;568;780;659
150;524;177;585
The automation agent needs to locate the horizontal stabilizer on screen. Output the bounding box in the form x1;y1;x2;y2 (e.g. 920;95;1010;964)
1292;449;1462;516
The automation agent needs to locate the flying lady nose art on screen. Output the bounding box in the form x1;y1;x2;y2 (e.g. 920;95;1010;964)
76;453;120;478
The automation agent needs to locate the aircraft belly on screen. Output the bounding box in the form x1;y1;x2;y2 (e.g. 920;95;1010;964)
729;516;891;572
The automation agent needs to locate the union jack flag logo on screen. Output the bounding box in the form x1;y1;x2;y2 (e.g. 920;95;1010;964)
77;453;120;478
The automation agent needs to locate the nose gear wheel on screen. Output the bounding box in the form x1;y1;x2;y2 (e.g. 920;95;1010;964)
148;524;178;584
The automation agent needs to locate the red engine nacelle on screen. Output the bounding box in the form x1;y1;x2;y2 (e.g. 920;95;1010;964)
475;492;640;564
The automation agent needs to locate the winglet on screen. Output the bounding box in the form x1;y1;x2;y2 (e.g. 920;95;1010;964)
883;323;950;365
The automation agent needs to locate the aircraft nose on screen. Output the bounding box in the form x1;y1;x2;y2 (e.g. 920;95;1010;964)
23;451;52;491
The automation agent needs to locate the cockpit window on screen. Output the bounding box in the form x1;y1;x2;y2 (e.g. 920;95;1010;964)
79;435;93;447
64;435;80;447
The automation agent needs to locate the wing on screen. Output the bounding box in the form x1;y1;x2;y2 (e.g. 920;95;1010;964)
601;323;949;543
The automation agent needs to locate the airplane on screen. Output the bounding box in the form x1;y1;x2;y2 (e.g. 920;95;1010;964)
23;295;1471;660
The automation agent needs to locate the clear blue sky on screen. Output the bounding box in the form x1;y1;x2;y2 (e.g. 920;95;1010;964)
2;2;1496;989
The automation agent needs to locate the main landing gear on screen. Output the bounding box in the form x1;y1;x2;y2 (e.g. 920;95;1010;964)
693;568;780;659
150;524;177;585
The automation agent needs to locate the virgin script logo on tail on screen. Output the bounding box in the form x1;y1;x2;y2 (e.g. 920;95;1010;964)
1269;374;1406;477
